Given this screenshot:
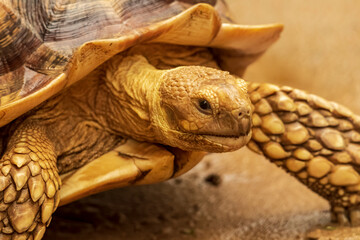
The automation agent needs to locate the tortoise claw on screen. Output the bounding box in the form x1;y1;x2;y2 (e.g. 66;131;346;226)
247;82;360;228
0;125;60;239
350;208;360;226
331;206;360;226
335;211;350;226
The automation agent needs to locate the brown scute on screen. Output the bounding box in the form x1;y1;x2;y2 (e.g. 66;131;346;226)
0;0;220;78
0;0;207;126
0;4;42;75
1;0;190;106
0;1;285;238
0;67;24;105
0;1;282;129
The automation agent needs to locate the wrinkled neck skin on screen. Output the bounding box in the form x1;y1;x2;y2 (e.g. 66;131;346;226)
11;44;251;173
102;54;193;147
101;54;166;143
102;47;252;152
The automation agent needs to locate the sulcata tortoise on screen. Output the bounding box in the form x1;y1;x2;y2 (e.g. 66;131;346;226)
1;0;360;239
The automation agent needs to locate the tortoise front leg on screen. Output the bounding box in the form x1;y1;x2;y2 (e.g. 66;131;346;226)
0;123;61;239
247;82;360;226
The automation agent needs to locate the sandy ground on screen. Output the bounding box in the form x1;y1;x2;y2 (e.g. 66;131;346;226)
46;149;332;240
45;1;360;239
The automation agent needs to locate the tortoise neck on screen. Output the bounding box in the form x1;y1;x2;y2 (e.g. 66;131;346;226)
100;54;165;141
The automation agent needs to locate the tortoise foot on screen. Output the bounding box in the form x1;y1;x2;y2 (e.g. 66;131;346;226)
247;82;360;227
332;206;360;226
0;125;61;239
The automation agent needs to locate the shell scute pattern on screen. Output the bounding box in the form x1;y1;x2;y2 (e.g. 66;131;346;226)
0;0;216;106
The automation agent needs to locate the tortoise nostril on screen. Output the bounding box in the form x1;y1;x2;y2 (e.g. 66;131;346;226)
232;106;251;120
237;109;250;118
238;116;251;135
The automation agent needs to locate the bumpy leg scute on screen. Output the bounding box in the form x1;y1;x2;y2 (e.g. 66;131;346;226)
4;184;16;203
0;176;10;192
8;200;38;233
10;154;31;168
0;126;61;239
33;224;46;240
41;198;54;224
27;162;41;178
248;82;360;226
11;166;30;191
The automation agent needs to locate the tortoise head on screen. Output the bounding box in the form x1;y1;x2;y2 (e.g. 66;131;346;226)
153;66;252;152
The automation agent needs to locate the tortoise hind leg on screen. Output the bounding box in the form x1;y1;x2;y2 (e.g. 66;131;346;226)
247;82;360;226
0;124;61;239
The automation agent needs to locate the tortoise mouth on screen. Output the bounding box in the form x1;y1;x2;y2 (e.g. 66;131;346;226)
202;132;251;151
199;132;249;138
164;128;252;153
177;131;251;152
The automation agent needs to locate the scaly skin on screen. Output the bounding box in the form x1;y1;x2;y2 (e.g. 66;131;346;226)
101;52;252;152
1;44;360;239
0;45;252;238
0;123;61;239
247;82;360;225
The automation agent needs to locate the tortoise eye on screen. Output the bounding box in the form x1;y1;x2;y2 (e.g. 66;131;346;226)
198;99;211;111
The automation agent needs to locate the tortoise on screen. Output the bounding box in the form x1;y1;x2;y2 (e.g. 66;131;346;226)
1;0;360;239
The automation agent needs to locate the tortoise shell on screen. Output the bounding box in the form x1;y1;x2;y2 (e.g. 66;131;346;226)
0;0;282;127
0;0;282;204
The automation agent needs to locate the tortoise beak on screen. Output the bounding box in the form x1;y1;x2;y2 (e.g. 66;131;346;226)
238;116;251;136
232;105;252;136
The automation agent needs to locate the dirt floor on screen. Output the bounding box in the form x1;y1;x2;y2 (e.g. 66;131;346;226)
45;149;360;240
45;149;332;240
45;1;360;239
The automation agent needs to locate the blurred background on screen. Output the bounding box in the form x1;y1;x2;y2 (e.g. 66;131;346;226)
45;1;360;239
231;0;360;113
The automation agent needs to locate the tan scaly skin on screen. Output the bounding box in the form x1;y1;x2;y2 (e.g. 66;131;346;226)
0;44;252;239
0;44;360;239
247;82;360;226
